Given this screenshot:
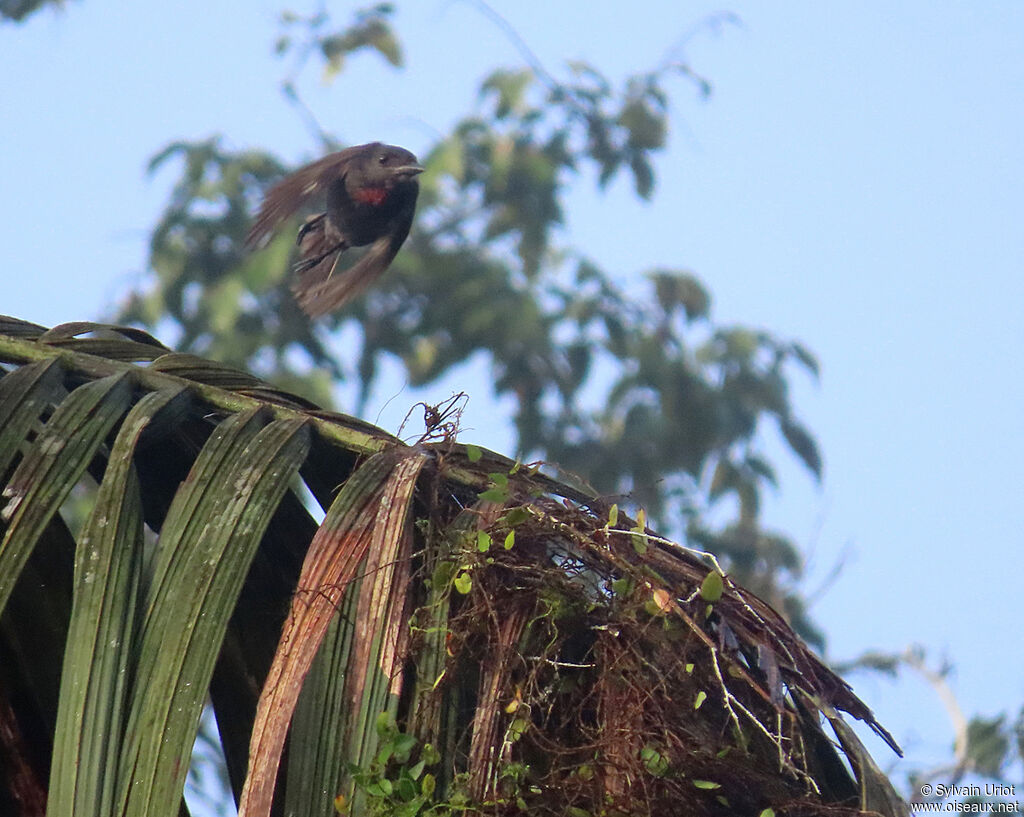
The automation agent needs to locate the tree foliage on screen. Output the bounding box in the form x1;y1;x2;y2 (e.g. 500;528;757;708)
0;0;67;23
115;4;824;645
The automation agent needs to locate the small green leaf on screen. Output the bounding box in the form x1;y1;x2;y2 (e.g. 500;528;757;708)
508;718;529;742
454;571;472;594
694;690;707;709
478;487;508;503
431;560;457;591
466;444;482;462
631;508;649;554
421;773;436;798
481;68;533;118
476;531;492;552
640;745;669;777
395;776;417;802
759;807;775;817
611;577;633;597
699;570;724;602
790;342;820;378
366;778;393;798
650;271;710;320
393;732;417;763
502;506;530;526
375;743;394;765
421;743;440;765
503;530;515;550
376;711;396;736
608;503;619;527
576;764;594;781
488;472;509;488
780;418;822;480
693;780;720;790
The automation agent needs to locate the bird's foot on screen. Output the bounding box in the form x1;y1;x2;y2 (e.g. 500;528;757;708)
296;213;325;245
294;245;344;275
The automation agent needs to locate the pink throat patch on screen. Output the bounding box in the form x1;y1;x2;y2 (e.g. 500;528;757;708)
353;187;389;206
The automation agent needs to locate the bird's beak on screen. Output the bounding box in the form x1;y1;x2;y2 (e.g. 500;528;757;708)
395;163;425;178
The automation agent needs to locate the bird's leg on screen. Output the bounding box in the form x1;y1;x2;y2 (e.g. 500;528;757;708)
294;213;346;275
296;213;325;245
294;246;345;275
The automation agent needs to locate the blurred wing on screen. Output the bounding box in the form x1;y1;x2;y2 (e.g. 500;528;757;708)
292;193;416;317
245;147;361;249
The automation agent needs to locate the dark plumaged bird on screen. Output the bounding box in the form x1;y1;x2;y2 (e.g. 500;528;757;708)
246;142;423;316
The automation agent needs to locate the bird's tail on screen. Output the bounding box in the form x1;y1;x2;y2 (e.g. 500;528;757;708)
292;230;400;317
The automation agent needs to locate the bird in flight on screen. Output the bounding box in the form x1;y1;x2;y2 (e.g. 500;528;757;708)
246;142;423;316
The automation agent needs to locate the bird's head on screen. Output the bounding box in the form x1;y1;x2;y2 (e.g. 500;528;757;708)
359;143;423;189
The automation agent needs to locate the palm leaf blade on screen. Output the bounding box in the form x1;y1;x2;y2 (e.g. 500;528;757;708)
0;373;133;615
238;450;425;817
118;413;311;817
47;386;190;817
0;357;65;477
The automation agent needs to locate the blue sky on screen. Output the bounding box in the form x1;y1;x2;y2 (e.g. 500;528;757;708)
3;0;1023;792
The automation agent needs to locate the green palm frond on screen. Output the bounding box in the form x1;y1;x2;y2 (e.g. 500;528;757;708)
0;317;906;817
